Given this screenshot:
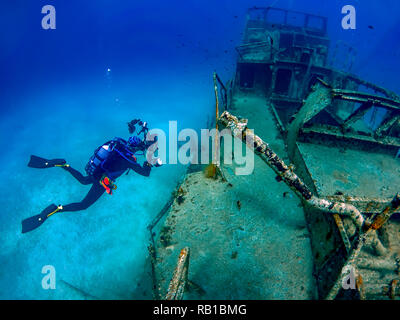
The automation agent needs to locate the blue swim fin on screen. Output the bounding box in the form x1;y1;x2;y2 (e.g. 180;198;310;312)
28;155;66;169
21;204;60;233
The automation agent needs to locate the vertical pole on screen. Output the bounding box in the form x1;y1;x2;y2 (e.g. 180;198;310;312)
213;72;220;166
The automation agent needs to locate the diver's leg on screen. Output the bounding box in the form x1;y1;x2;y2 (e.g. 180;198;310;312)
62;166;93;185
22;183;105;232
61;183;105;212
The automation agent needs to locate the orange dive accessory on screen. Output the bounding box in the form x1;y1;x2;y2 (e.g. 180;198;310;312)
100;175;117;195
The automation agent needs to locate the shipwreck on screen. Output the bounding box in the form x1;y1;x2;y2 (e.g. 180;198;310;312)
148;7;400;300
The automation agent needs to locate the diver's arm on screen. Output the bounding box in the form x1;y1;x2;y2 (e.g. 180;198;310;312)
129;161;151;177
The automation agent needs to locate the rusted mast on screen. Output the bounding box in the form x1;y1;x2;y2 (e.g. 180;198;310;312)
205;72;226;180
213;72;220;167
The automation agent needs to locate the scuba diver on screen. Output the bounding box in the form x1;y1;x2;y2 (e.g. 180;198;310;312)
21;119;162;233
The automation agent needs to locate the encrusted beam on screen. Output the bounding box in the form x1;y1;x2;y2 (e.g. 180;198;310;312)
332;89;400;111
301;124;400;148
325;195;400;215
365;281;400;299
375;113;400;137
341;101;373;129
333;214;351;253
346;74;400;100
219;111;365;229
326;194;400;300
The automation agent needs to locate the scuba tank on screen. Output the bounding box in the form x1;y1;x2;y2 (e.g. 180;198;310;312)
85;139;124;194
85;137;140;179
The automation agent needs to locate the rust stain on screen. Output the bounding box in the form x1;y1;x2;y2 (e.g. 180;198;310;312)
356;274;365;300
390;279;398;300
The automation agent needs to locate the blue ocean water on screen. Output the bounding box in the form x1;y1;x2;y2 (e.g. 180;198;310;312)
0;0;400;299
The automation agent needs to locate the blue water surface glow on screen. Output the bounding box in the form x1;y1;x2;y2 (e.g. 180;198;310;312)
0;0;400;299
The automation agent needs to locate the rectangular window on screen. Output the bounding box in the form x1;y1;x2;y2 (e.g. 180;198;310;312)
279;33;293;49
307;16;325;31
239;66;255;89
287;12;305;28
274;69;292;95
300;52;311;64
264;67;272;91
295;34;306;46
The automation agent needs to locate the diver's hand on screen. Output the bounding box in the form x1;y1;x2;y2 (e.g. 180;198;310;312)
146;158;162;167
153;158;162;167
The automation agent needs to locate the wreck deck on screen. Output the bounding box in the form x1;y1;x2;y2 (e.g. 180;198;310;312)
297;141;400;198
151;94;315;299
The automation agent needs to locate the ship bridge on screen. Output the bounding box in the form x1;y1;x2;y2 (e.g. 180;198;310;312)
237;7;329;66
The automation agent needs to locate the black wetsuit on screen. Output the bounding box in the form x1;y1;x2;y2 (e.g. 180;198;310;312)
59;156;151;212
